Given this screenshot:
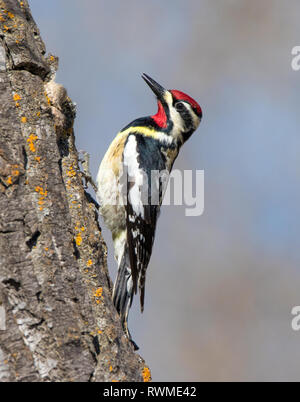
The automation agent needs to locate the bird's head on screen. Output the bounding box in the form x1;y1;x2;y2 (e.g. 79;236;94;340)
142;73;202;143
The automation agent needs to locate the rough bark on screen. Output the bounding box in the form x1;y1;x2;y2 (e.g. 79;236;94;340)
0;0;150;382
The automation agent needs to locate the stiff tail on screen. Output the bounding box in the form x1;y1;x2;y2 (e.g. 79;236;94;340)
112;246;138;349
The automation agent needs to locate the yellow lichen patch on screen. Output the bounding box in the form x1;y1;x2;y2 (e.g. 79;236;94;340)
94;288;103;298
35;156;41;162
27;134;38;152
44;91;51;105
109;365;113;372
142;367;151;382
97;330;102;334
15;102;20;107
67;165;76;178
75;232;82;246
86;259;93;267
93;287;103;304
0;14;4;22
3;25;10;32
7;11;14;19
6;176;12;185
36;111;40;117
35;186;43;193
35;186;48;209
21;116;27;123
13;93;21;101
44;247;48;251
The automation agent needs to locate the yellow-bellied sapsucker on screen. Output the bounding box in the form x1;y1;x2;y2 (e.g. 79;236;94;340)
96;73;202;349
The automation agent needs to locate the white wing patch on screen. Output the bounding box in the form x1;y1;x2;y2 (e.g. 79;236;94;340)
123;135;145;218
123;134;161;311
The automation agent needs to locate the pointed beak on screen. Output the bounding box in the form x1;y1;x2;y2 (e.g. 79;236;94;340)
141;73;166;100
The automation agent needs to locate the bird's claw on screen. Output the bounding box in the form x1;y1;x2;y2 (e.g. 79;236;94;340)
124;321;139;351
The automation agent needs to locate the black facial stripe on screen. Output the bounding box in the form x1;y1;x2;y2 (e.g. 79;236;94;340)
176;102;193;131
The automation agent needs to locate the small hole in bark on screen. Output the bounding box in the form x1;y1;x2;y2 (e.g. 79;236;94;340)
3;278;21;291
26;230;41;250
22;146;28;170
72;239;80;260
29;318;45;329
92;336;100;355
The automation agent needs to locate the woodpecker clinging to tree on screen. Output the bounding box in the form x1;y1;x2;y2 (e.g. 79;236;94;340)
96;73;202;349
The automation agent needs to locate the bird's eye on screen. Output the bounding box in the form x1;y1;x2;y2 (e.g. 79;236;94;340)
175;102;185;112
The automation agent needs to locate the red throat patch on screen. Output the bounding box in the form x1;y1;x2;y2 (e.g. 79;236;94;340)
170;90;202;116
151;101;167;128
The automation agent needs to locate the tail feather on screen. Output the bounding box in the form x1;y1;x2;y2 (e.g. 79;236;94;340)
112;246;133;326
112;244;140;350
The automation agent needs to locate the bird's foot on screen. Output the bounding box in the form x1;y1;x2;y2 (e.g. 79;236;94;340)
77;150;98;193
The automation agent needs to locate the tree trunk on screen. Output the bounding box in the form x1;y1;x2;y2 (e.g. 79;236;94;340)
0;0;150;382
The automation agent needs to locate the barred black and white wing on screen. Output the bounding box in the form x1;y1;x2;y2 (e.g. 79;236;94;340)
123;134;167;312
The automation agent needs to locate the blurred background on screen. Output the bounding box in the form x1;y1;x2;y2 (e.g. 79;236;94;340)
30;0;300;381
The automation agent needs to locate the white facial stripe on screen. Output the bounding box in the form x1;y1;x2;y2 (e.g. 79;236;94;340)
163;92;185;141
169;105;185;139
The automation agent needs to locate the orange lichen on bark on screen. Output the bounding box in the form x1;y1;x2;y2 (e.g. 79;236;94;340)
21;116;27;123
44;91;51;105
27;134;38;152
75;232;82;246
142;367;151;382
35;186;48;210
93;287;103;304
67;165;76;177
94;288;103;298
13;93;21;101
12;167;19;176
